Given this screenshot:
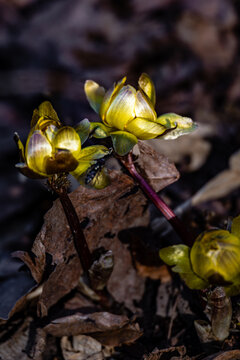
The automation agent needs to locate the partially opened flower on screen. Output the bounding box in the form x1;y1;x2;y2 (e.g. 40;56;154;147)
84;73;197;155
159;215;240;295
14;101;109;188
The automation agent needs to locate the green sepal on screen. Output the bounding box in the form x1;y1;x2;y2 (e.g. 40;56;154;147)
90;122;112;138
78;145;110;161
156;113;197;139
225;280;240;296
231;215;240;239
110;131;138;156
77;167;110;190
15;162;46;179
72;145;110;179
75;118;91;145
159;245;207;290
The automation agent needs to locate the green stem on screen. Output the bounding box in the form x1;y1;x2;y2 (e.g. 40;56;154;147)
121;153;193;245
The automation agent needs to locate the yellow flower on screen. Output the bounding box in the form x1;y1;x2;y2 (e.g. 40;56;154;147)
190;229;240;285
84;73;197;155
159;215;240;295
15;101;109;186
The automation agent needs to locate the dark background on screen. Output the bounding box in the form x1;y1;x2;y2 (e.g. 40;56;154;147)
1;0;240;291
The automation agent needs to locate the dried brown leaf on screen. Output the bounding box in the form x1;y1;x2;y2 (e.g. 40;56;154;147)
92;322;142;346
61;335;104;360
135;141;180;192
202;350;240;360
0;272;36;320
192;150;240;205
44;311;129;337
0;317;46;360
20;170;149;316
147;124;215;172
143;345;187;360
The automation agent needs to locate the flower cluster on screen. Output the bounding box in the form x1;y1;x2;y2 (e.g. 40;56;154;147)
15;101;109;188
159;215;240;295
84;73;197;155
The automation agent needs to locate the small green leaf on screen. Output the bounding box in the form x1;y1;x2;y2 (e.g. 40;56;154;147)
110;131;138;156
231;215;240;239
75;118;91;145
159;245;190;270
90;122;112;138
160;245;208;290
180;273;208;290
78;145;110;161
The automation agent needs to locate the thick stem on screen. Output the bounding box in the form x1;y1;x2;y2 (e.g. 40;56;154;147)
121;153;193;245
57;188;93;273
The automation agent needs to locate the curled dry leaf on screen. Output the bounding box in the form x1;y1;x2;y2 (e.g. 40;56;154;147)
19;170;149;316
146;123;215;172
0;317;46;360
192;150;240;205
45;308;142;347
143;345;187;360
0;271;36;320
44;311;129;337
134;141;180;192
61;335;104;360
202;350;240;360
91;321;142;346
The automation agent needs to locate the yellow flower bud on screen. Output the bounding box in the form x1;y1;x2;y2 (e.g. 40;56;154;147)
190;230;240;285
84;73;197;155
15;101;110;184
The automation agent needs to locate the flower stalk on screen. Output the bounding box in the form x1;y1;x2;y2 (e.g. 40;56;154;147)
121;152;193;245
48;176;92;273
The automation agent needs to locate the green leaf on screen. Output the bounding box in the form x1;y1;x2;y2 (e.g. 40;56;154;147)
75;118;91;145
110;131;138;156
90;122;112;138
159;245;191;270
180;273;208;290
160;245;208;290
78;167;110;190
231;215;240;239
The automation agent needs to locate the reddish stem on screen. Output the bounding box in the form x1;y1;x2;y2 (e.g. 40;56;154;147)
58;189;93;272
121;153;193;245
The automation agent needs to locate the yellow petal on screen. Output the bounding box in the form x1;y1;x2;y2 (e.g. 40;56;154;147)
14;132;25;162
190;230;240;285
45;124;59;143
31;101;61;129
125;117;166;140
25;130;52;176
100;77;126;121
105;85;136;129
138;73;156;106
53;126;81;159
135;90;156;121
84;80;105;114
